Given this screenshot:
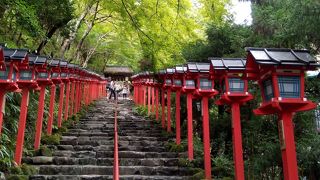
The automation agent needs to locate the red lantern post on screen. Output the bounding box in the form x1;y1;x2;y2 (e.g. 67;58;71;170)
47;59;62;134
182;63;199;160
172;66;186;144
59;60;70;121
245;48;319;180
193;63;218;180
4;48;39;165
158;70;167;129
68;64;78;117
30;55;52;150
211;58;253;180
153;74;161;121
164;68;175;132
147;72;152;115
0;46;20;135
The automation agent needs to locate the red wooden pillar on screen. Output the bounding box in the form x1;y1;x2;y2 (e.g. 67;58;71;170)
69;82;75;116
57;83;65;127
143;86;146;107
148;86;151;115
161;89;165;129
279;112;299;180
231;103;245;180
135;86;138;104
74;82;79;113
139;85;143;106
76;81;80;112
136;86;139;104
137;86;140;104
134;86;137;103
64;82;70;120
202;97;211;179
47;84;56;135
34;85;46;150
187;93;194;160
151;87;155;113
14;88;29;165
0;91;6;135
175;90;181;144
85;84;88;105
155;88;159;121
78;82;83;110
167;89;171;132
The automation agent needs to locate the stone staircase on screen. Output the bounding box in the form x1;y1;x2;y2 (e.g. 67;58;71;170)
24;98;197;180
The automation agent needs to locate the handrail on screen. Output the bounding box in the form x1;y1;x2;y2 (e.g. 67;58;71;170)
113;98;119;180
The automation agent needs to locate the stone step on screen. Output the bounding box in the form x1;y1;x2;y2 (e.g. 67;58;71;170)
56;144;167;152
63;132;165;138
24;157;180;166
60;139;166;146
60;136;167;142
65;129;163;134
35;165;197;176
29;175;191;180
52;150;178;159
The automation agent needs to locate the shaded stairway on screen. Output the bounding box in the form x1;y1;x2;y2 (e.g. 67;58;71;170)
25;98;197;180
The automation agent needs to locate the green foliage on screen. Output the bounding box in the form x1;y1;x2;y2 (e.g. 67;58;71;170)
6;175;29;180
250;0;320;53
40;134;61;146
190;170;205;180
165;140;186;152
8;163;36;176
212;155;234;178
183;23;253;61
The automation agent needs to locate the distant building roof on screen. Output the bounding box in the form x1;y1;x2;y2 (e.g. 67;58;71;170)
104;65;134;76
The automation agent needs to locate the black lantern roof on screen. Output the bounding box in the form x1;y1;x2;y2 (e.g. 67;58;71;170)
209;58;246;70
175;65;187;73
196;63;210;72
29;55;48;65
49;59;60;67
159;69;166;75
166;68;175;74
67;63;79;69
59;60;68;67
187;62;198;72
187;62;210;72
245;47;318;66
3;48;28;61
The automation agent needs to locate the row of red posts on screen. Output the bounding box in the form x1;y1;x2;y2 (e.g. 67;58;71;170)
131;47;319;180
0;45;107;166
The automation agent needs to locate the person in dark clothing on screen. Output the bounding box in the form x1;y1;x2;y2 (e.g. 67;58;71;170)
108;80;116;100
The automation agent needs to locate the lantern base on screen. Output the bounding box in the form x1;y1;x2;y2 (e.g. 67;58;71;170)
216;93;253;105
195;89;218;97
52;79;63;84
171;86;182;92
1;82;20;92
182;87;196;94
17;82;39;89
37;80;53;86
254;98;316;115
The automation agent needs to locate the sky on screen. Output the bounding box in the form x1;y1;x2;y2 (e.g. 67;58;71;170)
229;0;252;25
191;0;252;25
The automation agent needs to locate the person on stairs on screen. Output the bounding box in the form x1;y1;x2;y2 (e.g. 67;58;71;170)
108;80;116;100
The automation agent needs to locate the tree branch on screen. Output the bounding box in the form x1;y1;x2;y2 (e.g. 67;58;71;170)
121;0;154;43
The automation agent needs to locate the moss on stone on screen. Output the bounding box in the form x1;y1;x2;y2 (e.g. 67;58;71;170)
41;134;61;145
6;175;29;180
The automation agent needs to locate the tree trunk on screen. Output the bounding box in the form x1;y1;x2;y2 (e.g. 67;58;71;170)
75;1;99;63
81;33;108;68
59;3;93;58
37;26;59;54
